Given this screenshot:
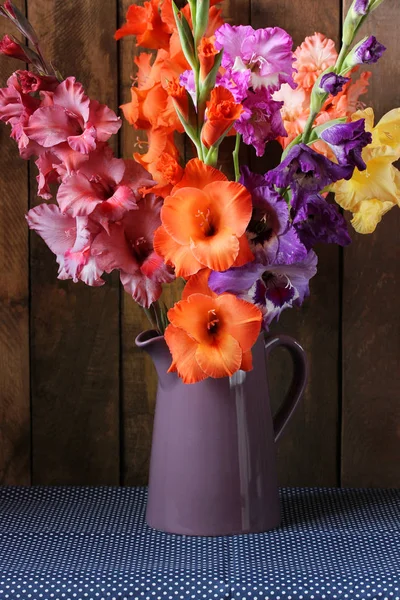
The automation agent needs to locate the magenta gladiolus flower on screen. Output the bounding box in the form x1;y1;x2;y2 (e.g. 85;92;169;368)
215;23;295;93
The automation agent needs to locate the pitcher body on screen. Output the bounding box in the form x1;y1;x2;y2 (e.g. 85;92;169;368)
136;331;307;536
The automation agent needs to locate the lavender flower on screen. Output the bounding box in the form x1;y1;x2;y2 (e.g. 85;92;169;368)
293;193;351;250
320;118;372;170
215;23;295;93
319;72;350;97
265;143;353;207
352;36;386;65
235;90;287;156
209;251;318;328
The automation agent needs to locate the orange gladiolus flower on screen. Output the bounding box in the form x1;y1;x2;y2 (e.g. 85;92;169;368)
115;0;171;50
198;36;218;81
165;271;262;383
166;78;189;121
201;87;243;148
139;151;184;198
154;159;254;277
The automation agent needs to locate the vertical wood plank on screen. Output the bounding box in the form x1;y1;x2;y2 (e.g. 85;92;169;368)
0;1;30;485
250;1;342;485
28;0;120;484
341;0;400;487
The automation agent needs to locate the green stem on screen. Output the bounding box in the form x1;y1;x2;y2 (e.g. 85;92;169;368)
233;133;241;182
336;43;349;73
302;110;319;144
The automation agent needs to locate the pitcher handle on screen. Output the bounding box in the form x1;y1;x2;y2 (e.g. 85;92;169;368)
264;335;308;442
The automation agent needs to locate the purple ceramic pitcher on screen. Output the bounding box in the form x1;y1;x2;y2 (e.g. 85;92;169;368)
136;330;307;536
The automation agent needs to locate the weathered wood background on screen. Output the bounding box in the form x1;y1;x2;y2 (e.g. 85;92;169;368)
0;0;399;487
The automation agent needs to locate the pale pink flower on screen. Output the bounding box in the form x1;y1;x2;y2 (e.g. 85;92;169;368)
293;33;337;91
92;194;175;308
273;83;310;147
26;203;104;286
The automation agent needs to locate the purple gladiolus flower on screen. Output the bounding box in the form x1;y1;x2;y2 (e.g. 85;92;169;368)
240;166;307;264
235;89;287;156
293;193;351;250
216;69;251;103
215;23;296;93
319;72;350;97
320;118;372;170
265;143;353;207
209;251;318;328
354;0;369;14
353;36;386;64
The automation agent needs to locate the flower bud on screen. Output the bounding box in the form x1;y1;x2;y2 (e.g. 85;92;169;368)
0;34;31;62
319;72;350;97
343;35;386;70
353;0;369;15
198;36;218;81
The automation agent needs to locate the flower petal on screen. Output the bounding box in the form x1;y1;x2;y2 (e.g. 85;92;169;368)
165;325;207;384
191;226;240;272
57;173;102;217
153;226;202;277
25;106;74;147
167;294;216;344
26;203;76;255
203;181;252;237
216;294;262;352
172;157;227;192
182;269;215;300
161;187;210;244
195;333;242;378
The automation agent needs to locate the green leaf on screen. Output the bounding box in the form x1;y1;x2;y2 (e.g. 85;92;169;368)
194;0;210;45
172;2;196;70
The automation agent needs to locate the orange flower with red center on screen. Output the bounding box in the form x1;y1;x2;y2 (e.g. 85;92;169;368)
165;270;262;383
201;87;243;148
115;0;171;50
153;159;254;277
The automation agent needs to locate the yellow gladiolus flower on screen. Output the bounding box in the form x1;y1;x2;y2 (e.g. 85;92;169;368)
331;107;400;234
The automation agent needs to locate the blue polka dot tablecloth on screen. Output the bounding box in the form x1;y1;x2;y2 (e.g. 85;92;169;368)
0;488;399;600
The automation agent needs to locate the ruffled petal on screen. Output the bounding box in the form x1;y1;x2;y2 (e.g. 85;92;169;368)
216;294;262;353
164;325;207;384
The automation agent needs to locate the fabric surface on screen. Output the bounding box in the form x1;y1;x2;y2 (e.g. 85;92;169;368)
0;487;399;600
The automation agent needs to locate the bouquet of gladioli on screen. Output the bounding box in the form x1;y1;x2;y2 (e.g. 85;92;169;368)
0;0;398;383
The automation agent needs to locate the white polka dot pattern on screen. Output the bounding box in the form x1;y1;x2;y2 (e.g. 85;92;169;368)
0;487;399;600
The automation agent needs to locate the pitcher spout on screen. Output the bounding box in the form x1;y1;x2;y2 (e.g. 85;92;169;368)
135;330;175;387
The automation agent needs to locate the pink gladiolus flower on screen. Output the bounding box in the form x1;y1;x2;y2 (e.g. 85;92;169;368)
24;77;121;154
56;146;153;222
92;194;175;308
26;203;104;286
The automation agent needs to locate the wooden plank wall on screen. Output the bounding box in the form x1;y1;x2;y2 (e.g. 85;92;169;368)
0;0;399;487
